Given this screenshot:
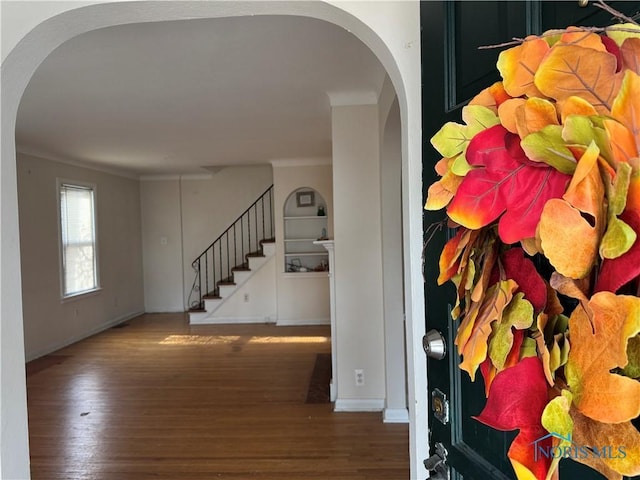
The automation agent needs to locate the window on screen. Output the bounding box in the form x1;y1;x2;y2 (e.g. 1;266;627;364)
59;182;99;298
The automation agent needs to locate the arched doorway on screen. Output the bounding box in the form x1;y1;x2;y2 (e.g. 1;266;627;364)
1;3;424;478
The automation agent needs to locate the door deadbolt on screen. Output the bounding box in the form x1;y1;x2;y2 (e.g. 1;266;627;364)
423;329;446;360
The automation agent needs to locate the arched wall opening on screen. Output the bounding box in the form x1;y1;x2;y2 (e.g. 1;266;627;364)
1;3;424;478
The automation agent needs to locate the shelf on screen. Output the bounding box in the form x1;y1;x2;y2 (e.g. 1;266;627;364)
284;238;323;242
284;216;327;220
284;252;328;257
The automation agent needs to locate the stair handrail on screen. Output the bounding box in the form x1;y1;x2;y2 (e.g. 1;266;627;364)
189;184;274;310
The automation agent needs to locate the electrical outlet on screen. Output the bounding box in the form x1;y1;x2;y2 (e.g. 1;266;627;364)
355;369;365;386
244;293;250;302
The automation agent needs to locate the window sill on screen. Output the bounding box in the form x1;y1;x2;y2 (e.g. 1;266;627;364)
61;287;102;303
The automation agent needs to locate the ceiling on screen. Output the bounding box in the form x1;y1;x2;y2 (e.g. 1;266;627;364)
15;15;387;177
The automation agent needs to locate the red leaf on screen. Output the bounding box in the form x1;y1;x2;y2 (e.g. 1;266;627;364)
601;35;623;73
595;210;640;293
474;357;551;480
447;125;571;244
502;248;548;311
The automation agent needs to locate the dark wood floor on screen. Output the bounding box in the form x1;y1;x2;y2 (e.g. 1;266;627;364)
26;313;409;479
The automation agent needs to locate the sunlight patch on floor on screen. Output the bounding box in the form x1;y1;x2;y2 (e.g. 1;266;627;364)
159;334;329;345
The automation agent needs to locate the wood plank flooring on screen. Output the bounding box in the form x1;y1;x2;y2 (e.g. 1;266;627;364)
26;314;409;479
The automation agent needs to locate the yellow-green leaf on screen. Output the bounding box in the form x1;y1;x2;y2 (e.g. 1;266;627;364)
541;390;574;480
600;216;637;259
562;115;613;163
521;125;577;174
622;334;640;379
606;23;640;46
489;293;534;371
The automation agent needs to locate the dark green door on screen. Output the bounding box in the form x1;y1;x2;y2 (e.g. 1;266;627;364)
421;2;640;479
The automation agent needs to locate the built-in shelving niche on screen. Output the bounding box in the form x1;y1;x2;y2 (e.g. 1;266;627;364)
283;188;329;273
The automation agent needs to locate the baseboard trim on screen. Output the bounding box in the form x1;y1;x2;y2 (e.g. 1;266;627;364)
190;315;277;325
276;317;330;326
334;398;385;412
26;310;144;362
383;407;410;424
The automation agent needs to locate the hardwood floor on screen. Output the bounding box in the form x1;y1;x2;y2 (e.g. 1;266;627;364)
26;314;409;479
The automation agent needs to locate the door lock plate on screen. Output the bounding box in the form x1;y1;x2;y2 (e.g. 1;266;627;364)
431;388;450;425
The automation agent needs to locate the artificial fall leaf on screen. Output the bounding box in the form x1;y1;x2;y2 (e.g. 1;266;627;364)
481;328;524;397
602;117;638;164
565;292;640;423
521;125;577;174
457;279;518;380
600;216;637;259
534;313;570;385
447;125;571;244
469;81;512;114
606;23;640;47
595;210;640;293
501;247;548;312
622;334;640;379
474;357;552;480
562;115;613;164
489;293;534;371
571;406;640;479
425;169;464;211
559;27;607;52
550;272;589;305
541;390;574;480
497;36;550;98
437;228;474;285
620;37;640;74
515;98;560;139
535;45;620;115
538;142;604;279
558;96;598;123
498;98;526;135
538;198;599;280
431;105;500;158
611;70;640;152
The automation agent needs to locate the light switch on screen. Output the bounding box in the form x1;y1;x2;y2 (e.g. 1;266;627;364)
160;236;168;246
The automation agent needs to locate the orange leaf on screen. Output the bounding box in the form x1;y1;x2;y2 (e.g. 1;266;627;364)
562;141;605;221
538;199;599;279
559;27;607;51
602;118;639;164
612;70;640;153
620;37;640;74
515;97;559;138
558;96;598;123
498;98;525;135
469;81;511;113
566;292;640;423
535;45;620;114
571;406;640;478
538;143;604;279
437;228;473;285
457;279;518;380
497;36;550;98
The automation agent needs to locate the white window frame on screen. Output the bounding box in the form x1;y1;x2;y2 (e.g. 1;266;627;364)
57;179;101;300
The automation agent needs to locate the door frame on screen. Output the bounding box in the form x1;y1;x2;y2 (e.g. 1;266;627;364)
1;2;426;478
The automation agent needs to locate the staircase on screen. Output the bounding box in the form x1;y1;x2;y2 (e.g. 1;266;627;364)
188;185;275;324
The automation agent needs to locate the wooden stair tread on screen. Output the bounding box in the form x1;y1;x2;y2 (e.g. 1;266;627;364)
231;266;251;272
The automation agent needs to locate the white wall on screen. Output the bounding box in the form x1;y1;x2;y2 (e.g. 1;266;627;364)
140;166;273;312
17;153;144;361
209;255;277;323
380;97;408;422
1;3;424;478
140;179;184;312
332;103;386;410
272;160;333;325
